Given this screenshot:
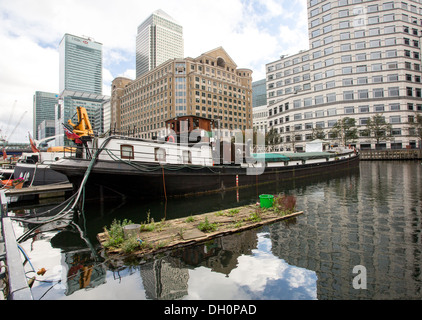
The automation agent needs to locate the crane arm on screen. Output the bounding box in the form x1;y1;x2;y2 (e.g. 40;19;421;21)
67;107;93;137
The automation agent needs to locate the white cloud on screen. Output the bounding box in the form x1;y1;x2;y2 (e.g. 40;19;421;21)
0;0;308;142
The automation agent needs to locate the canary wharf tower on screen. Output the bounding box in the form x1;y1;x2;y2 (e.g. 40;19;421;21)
59;34;103;95
136;10;184;78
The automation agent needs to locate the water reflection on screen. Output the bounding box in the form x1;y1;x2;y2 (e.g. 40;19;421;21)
124;225;317;300
10;162;422;300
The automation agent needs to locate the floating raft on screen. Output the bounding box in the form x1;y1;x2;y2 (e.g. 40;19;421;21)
97;204;304;260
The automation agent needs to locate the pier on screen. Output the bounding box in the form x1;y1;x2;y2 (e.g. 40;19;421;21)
360;149;422;160
4;183;73;200
0;191;33;300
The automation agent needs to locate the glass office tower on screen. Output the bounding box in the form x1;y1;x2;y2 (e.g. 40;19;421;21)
136;9;184;78
33;91;58;140
59;34;103;95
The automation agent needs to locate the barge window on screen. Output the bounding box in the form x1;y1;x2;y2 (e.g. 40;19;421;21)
155;147;166;162
121;145;134;159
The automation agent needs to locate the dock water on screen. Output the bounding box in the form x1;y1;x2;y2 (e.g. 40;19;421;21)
0;183;74;300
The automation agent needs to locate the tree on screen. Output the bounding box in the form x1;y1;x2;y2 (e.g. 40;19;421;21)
329;117;358;146
365;114;392;148
312;126;326;140
265;127;279;146
408;113;422;148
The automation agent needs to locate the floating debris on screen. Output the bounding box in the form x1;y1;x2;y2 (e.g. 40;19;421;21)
98;202;303;260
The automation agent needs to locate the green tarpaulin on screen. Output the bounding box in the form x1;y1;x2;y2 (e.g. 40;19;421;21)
252;152;334;162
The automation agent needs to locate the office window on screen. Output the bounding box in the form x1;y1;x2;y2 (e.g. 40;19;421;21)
373;75;383;83
326;80;336;89
388;87;399;96
343;78;353;86
359;105;369;113
387;74;398;82
327;93;336;103
355;30;365;38
322;14;332;23
370;39;380;47
368;16;379;24
342;66;353;74
357;77;368;84
384;14;395;22
344;106;355;114
343;91;354;100
359;118;369;125
341;43;351;51
384;25;395;34
358;90;369;99
356;53;366;61
339;21;350;28
370;51;381;59
327;108;337;116
374;104;385;112
357;65;367;73
372;63;382;71
355;41;366;49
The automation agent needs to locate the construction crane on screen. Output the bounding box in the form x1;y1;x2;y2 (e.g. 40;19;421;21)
6;111;27;142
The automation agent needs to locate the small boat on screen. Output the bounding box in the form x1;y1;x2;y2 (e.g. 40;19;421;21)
50;113;360;200
13;147;72;187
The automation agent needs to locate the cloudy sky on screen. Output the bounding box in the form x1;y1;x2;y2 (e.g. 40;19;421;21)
0;0;309;143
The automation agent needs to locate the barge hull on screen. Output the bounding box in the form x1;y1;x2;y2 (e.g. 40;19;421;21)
51;154;359;199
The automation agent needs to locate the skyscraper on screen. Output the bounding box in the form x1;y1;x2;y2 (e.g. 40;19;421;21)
266;0;422;151
59;34;103;95
136;10;184;78
33;91;58;140
56;34;108;146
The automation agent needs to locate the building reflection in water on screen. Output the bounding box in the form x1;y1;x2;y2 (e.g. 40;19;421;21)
135;162;421;300
138;218;318;300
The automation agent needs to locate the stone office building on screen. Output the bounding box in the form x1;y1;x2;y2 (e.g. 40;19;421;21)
111;47;253;139
266;0;422;151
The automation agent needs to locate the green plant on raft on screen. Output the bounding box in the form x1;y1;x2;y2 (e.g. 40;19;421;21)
248;209;262;222
185;215;195;223
120;236;141;253
197;216;218;233
103;219;134;248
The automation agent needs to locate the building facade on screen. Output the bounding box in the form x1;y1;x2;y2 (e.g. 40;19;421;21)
37;120;56;142
112;47;253;139
136;10;184;78
252;79;267;108
252;104;269;134
33;91;58;140
266;0;422;151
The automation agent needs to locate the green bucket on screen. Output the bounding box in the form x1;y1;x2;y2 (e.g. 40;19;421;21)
259;194;274;208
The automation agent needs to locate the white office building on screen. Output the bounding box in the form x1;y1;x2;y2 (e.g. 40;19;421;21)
266;0;422;151
136;10;184;78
